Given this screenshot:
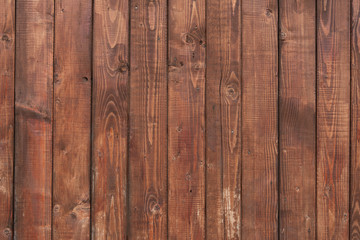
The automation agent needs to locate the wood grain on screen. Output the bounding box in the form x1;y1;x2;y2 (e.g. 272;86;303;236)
352;1;360;238
279;0;316;239
206;0;241;239
241;0;278;239
14;0;54;238
168;0;206;238
128;0;167;239
53;0;92;238
317;0;350;239
0;0;14;238
92;0;129;238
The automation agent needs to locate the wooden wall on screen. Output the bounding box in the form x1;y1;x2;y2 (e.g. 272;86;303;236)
0;0;359;239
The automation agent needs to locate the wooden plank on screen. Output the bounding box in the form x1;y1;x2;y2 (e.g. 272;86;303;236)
241;0;278;239
0;0;15;237
317;0;350;239
92;0;129;238
168;0;206;238
128;0;167;239
279;0;316;239
14;0;54;238
206;0;241;239
352;1;360;238
52;0;92;238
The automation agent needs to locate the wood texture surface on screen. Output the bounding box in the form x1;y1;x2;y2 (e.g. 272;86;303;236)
14;0;54;238
241;0;279;239
92;0;129;238
53;0;92;238
352;1;360;238
168;0;206;238
128;0;167;239
317;0;350;239
279;0;316;239
206;0;241;239
0;0;14;238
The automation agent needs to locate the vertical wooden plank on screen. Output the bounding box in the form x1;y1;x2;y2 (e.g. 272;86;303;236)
206;0;241;239
241;0;278;239
52;0;92;238
14;0;54;238
279;0;316;239
168;0;206;238
0;0;14;237
317;0;350;239
128;0;167;239
352;1;360;238
92;0;129;238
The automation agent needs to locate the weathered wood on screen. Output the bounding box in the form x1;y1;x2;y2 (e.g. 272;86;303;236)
168;0;206;238
92;0;129;238
241;0;278;239
14;0;54;238
53;0;92;238
206;0;241;239
352;1;360;238
317;0;350;238
279;0;316;239
0;0;15;238
128;0;167;239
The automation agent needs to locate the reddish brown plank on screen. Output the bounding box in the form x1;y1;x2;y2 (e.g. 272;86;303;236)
206;0;241;239
14;0;54;238
128;0;167;239
0;0;15;238
92;0;129;238
352;1;360;238
52;0;92;238
241;0;278;239
317;0;350;239
279;0;316;239
168;0;206;238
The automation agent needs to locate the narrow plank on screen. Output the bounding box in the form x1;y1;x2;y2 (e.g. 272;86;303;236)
168;0;206;238
14;0;54;238
0;0;15;237
206;0;241;239
352;1;360;238
317;0;350;239
52;0;92;238
128;0;167;239
279;0;316;239
241;0;278;239
92;0;129;238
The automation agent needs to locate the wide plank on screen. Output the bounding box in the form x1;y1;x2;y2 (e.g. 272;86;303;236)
53;0;92;238
241;0;279;239
128;0;167;239
279;0;316;239
0;0;15;237
14;0;54;238
317;0;350;238
92;0;129;238
206;0;241;239
168;0;206;238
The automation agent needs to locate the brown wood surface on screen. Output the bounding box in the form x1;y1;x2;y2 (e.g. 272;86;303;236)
279;0;316;239
206;0;241;239
14;0;54;238
0;0;14;238
241;0;279;239
128;0;167;239
53;0;92;238
317;0;350;239
352;1;360;238
168;0;206;239
91;0;129;238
